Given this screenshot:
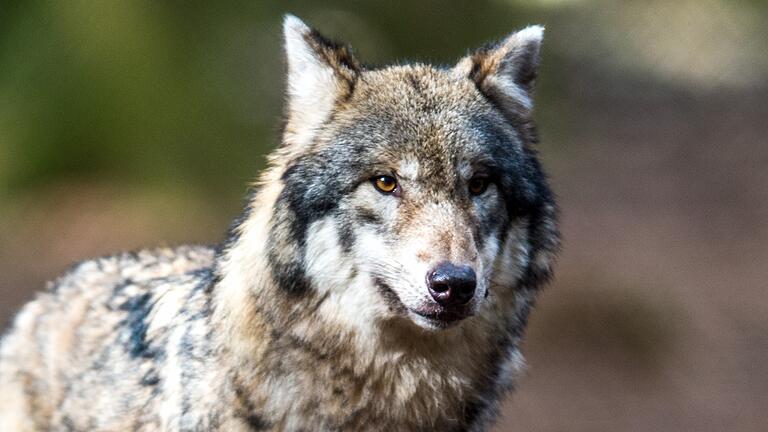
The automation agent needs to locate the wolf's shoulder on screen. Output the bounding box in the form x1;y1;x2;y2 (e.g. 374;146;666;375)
0;245;219;429
36;244;218;327
2;244;216;344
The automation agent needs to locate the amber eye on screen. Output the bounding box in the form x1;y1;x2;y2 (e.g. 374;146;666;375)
469;176;489;196
372;175;398;194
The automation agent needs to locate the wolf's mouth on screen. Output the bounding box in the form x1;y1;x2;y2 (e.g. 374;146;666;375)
410;305;472;326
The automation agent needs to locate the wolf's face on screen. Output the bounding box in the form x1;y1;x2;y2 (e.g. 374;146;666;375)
264;17;557;332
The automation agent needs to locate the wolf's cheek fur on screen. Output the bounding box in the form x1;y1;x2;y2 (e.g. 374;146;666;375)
490;220;531;293
299;183;417;329
303;217;393;335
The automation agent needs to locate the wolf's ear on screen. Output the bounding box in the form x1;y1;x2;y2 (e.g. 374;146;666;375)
282;15;360;148
454;26;544;117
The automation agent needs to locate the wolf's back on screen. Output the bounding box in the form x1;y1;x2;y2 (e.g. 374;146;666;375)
0;245;215;431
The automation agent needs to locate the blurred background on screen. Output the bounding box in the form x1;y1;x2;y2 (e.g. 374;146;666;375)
1;1;766;430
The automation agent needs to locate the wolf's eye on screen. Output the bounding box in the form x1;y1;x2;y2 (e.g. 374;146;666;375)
372;175;398;194
469;176;489;196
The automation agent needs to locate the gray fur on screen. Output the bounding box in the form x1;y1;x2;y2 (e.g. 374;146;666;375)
0;16;559;431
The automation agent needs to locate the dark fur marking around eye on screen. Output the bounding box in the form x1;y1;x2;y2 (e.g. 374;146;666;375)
268;152;367;295
267;161;340;295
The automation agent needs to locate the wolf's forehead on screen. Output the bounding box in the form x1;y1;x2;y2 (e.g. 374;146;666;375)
339;66;510;165
395;156;475;184
357;65;485;117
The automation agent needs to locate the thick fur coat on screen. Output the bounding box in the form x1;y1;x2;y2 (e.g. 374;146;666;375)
0;16;559;431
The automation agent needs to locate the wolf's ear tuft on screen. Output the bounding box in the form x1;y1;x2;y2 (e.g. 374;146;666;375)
455;25;544;117
282;15;360;148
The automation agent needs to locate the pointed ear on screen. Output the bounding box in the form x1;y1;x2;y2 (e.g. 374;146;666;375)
454;25;544;117
282;15;360;148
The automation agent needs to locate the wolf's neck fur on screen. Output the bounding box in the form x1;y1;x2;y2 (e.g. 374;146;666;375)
211;165;520;429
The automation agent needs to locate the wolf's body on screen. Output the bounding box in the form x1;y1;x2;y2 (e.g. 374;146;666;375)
0;16;559;432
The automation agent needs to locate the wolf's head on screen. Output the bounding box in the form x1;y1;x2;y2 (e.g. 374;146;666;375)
244;16;558;333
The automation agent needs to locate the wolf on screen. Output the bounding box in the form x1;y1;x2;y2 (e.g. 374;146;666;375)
0;15;559;431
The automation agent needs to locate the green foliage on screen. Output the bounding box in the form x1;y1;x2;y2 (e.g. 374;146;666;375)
0;1;554;202
2;0;765;205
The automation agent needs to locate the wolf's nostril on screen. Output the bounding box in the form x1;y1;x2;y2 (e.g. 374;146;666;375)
430;279;450;293
426;263;476;307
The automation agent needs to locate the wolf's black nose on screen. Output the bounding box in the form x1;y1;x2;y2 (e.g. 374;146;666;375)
427;263;476;307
